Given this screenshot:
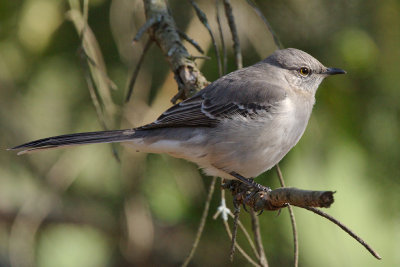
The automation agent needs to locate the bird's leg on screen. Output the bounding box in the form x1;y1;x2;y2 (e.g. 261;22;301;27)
229;171;271;192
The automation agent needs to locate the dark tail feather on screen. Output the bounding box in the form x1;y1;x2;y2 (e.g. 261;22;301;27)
9;129;136;155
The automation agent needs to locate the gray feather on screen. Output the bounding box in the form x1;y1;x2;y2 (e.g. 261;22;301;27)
139;65;287;130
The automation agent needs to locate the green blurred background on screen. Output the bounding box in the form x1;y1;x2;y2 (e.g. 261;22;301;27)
1;0;399;266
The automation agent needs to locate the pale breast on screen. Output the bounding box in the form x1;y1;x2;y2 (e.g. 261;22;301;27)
213;96;313;178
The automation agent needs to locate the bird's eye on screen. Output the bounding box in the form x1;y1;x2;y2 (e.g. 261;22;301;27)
299;67;311;77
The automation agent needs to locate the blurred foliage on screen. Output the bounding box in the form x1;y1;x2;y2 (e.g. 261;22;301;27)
0;0;399;266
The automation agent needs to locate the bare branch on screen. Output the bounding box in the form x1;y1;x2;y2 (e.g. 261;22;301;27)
268;188;334;209
223;220;260;267
224;181;335;211
245;0;283;49
214;181;260;261
189;0;223;77
126;39;153;102
181;177;217;267
77;49;120;162
224;179;381;261
236;214;260;259
143;0;209;102
229;204;240;261
177;30;204;54
276;164;298;267
191;55;211;60
223;0;242;69
81;48;118;90
67;7;118;121
69;1;120;161
250;210;268;267
78;48;107;130
133;15;161;43
305;207;382;260
216;0;228;74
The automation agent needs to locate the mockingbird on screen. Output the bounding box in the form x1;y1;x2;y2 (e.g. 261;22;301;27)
9;48;345;190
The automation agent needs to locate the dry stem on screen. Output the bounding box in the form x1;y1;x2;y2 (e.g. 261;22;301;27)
223;0;242;69
143;0;209;101
182;177;217;267
276;164;298;267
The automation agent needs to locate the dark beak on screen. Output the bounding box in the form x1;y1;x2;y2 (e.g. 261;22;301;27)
324;67;346;75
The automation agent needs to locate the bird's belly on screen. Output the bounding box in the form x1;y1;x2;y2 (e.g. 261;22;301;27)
207;103;310;179
233;128;300;178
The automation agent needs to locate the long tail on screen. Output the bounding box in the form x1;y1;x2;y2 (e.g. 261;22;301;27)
9;129;136;155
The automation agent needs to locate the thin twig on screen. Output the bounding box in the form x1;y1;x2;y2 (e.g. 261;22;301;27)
133;15;162;43
215;187;260;259
191;55;211;60
79;48;107;130
276;164;298;267
189;0;223;76
235;214;260;259
178;30;204;54
250;210;268;267
68;8;118;112
182;177;217;267
229;204;240;261
275;164;285;187
304;207;382;260
126;39;153;102
67;5;119;158
80;47;118;90
223;0;242;69
78;48;121;162
216;183;258;263
215;0;227;74
74;6;120;162
223;220;260;267
245;0;283;49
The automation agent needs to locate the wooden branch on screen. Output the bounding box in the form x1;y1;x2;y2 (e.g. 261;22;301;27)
223;0;242;69
305;207;382;260
223;180;335;211
224;180;381;260
142;0;209;102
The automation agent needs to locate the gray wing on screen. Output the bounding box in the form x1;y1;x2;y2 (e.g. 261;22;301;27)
138;65;287;130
